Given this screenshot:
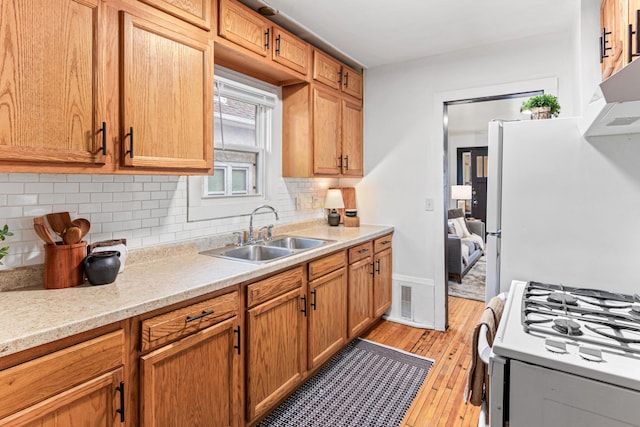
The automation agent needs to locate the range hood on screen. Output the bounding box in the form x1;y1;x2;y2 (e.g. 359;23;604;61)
579;58;640;137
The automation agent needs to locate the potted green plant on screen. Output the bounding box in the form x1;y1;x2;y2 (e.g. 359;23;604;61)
0;224;13;265
521;94;561;120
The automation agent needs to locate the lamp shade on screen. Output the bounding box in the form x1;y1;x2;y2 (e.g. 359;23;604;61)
324;189;345;209
451;185;472;200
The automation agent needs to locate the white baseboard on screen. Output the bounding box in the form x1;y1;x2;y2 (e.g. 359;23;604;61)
383;314;435;330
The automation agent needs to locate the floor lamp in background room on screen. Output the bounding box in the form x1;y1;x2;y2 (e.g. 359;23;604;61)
451;185;472;214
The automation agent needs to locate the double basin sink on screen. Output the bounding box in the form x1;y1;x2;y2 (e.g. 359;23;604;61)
201;236;334;264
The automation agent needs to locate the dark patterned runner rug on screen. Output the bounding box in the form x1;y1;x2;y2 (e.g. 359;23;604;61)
257;338;434;427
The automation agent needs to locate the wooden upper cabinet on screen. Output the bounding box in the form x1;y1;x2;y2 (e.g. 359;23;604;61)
313;49;342;90
341;64;363;100
313;49;363;99
313;87;342;175
341;98;363;177
120;12;213;172
629;0;640;64
0;0;107;166
272;26;309;75
218;0;269;57
138;0;212;30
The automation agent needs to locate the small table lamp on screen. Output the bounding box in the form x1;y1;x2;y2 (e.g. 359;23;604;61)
451;185;472;213
324;189;345;226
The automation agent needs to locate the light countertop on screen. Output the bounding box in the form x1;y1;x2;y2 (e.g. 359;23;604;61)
0;224;393;358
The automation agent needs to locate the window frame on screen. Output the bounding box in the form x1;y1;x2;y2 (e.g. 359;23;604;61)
187;68;278;221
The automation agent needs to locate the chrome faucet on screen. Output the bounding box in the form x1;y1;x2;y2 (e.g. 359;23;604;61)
248;205;279;244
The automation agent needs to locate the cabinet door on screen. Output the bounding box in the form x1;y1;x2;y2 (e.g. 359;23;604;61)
0;0;107;166
601;0;626;78
348;256;374;338
120;12;213;171
308;267;347;370
271;26;309;75
629;0;640;64
313;86;342;175
374;248;392;318
0;368;124;426
341;65;363;100
140;317;239;427
218;0;269;57
341;98;363;177
246;288;305;422
313;49;342;90
139;0;212;30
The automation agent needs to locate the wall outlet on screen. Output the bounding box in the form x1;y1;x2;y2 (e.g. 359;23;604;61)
425;198;434;211
312;196;322;209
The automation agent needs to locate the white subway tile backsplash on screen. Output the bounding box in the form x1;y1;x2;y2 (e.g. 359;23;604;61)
0;174;335;270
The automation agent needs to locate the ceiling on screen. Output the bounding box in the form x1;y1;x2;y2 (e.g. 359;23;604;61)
241;0;578;69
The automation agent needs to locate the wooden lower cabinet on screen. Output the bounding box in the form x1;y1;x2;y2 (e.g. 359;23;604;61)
246;287;305;423
140;316;240;427
374;248;393;318
308;267;347;370
0;330;125;426
347;256;374;339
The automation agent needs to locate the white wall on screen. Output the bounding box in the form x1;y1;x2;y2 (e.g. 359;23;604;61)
358;30;580;329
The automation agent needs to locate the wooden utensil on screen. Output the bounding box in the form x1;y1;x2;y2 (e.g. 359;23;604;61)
70;218;91;240
33;217;56;245
62;226;82;245
46;212;71;238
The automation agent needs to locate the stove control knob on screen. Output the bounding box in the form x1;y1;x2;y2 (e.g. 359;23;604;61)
579;346;603;362
544;338;568;354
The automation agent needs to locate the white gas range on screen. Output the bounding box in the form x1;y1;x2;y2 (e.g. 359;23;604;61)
489;281;640;427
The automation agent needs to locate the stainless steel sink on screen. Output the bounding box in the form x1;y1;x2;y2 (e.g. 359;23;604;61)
200;235;334;264
215;245;294;264
264;236;328;250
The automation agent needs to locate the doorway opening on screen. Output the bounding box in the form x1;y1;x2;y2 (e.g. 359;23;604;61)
443;92;541;308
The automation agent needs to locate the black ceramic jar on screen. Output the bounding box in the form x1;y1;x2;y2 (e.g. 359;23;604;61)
83;251;121;285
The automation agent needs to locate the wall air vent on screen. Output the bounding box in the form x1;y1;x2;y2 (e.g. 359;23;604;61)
400;285;412;319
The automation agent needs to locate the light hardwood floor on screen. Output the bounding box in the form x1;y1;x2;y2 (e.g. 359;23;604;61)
362;296;485;427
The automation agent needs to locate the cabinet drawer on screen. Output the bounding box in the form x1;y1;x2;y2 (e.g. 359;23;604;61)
0;330;124;420
348;241;373;263
374;234;393;253
308;251;346;281
247;266;304;308
141;291;238;352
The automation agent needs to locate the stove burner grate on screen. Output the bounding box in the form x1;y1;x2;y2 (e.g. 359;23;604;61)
547;292;578;306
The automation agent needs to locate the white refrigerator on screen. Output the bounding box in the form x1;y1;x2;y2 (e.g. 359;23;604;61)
486;117;640;297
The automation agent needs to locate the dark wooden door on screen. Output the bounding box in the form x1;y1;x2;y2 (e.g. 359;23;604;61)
457;147;488;223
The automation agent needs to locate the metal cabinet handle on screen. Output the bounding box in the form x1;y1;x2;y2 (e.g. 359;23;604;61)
628;10;640;64
338;71;343;86
264;28;270;49
338;155;343;169
370;262;375;277
376;258;381;275
301;295;307;317
344;155;349;171
125;127;134;158
116;381;125;422
185;310;214;323
343;71;349;88
311;289;317;310
98;121;107;155
600;27;612;63
275;34;281;55
233;325;241;355
358;248;369;254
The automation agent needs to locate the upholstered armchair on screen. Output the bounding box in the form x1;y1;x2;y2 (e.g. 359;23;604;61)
447;208;485;283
